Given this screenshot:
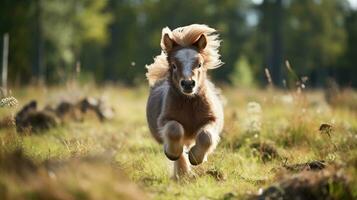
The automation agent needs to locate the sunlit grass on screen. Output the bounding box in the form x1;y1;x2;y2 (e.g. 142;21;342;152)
0;85;356;199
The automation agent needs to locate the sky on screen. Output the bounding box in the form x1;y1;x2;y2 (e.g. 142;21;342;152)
349;0;357;9
247;0;357;26
251;0;357;9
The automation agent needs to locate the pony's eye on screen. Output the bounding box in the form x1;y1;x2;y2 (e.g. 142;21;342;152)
171;64;177;70
198;63;202;68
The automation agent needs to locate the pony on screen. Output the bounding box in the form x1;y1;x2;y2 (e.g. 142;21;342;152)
146;24;224;178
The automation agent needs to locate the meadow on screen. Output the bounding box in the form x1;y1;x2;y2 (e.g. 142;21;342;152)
0;83;356;199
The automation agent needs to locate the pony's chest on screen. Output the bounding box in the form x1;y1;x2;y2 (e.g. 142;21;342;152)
165;100;215;135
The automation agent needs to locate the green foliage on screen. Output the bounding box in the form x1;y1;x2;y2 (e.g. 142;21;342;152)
230;56;255;88
41;0;112;82
77;0;112;45
0;0;356;86
285;0;347;72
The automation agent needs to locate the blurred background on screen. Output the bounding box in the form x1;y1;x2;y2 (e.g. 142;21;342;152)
0;0;356;88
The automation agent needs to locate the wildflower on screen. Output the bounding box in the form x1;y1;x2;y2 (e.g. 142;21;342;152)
244;102;262;134
0;96;18;108
281;94;293;105
247;102;262;114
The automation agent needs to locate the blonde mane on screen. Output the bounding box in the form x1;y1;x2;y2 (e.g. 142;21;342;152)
146;24;223;86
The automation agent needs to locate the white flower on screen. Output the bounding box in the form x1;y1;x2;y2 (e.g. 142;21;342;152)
244;102;262;133
281;94;294;105
0;96;18;108
247;102;262;114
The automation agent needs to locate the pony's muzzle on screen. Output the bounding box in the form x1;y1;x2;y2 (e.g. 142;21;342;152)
180;80;196;93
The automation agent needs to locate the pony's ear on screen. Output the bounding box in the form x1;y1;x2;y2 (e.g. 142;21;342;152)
193;34;207;51
161;32;177;53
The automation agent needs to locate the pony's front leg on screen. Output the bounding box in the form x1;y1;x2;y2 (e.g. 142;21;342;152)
188;125;220;165
161;120;184;160
173;153;191;178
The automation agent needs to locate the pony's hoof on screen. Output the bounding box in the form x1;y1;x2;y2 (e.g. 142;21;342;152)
188;146;204;165
164;150;180;161
164;144;182;161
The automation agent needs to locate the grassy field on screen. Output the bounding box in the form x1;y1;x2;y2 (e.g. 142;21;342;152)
0;84;356;199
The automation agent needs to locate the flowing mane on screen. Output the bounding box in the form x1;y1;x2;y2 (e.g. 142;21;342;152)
146;24;223;86
146;24;224;178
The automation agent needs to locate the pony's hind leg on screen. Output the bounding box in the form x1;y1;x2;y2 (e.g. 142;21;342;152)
162;121;184;160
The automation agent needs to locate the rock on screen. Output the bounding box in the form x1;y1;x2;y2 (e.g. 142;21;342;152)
254;169;352;200
15;97;114;133
16;100;37;119
55;101;82;121
15;100;59;133
223;192;239;200
79;97;114;121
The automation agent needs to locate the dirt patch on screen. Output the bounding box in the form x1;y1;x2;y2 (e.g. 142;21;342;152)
238;175;268;185
206;168;227;181
0;115;15;129
284;160;326;172
253;168;353;200
139;177;163;186
0;149;38;177
250;142;279;162
223;192;239;200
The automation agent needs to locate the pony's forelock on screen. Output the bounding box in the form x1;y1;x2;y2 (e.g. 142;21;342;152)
146;24;223;86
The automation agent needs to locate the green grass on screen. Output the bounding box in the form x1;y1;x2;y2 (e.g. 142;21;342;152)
0;85;356;199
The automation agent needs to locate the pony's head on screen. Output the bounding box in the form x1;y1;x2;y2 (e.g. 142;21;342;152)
162;33;207;96
146;24;223;93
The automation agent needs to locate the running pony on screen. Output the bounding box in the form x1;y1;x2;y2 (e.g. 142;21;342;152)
146;24;224;178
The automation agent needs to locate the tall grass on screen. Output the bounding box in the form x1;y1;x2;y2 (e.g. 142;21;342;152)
0;84;356;199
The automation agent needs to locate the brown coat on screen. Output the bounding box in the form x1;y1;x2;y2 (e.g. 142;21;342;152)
146;24;224;176
147;78;223;147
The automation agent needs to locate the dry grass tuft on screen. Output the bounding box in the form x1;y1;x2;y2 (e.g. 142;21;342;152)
0;85;356;199
0;148;147;200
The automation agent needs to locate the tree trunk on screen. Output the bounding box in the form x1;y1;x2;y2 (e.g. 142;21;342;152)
35;0;45;84
2;33;9;95
269;0;283;87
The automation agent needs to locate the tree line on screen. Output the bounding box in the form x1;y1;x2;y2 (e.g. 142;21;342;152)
1;0;356;87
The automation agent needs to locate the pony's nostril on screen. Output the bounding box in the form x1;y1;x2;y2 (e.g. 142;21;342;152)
181;80;195;91
180;80;185;87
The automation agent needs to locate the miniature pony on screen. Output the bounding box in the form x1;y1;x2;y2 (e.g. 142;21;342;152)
146;24;224;178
